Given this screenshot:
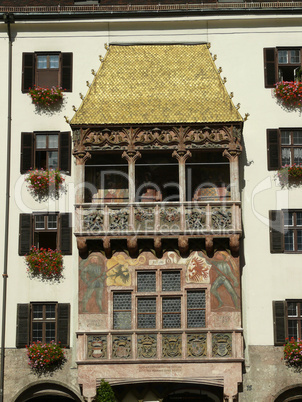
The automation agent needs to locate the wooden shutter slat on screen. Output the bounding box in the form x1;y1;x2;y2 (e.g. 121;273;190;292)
16;304;30;348
57;303;70;347
264;48;277;88
269;210;284;253
21;132;34;174
22;53;35;93
61;53;73;92
59;132;71;175
273;300;286;345
267;129;281;171
19;214;33;256
60;213;72;255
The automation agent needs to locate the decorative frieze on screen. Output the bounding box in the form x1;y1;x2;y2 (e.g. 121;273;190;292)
162;334;182;358
87;335;107;359
77;125;242;153
112;335;132;359
83;210;104;232
212;333;232;357
187;334;207;358
160;207;181;231
109;208;129;231
137;334;157;359
134;207;155;232
75;202;241;240
186;208;206;230
211;207;232;230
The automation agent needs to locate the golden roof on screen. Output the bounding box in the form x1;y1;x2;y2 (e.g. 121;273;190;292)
71;44;243;126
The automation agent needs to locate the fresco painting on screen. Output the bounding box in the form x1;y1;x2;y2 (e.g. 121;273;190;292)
79;252;108;314
79;250;239;314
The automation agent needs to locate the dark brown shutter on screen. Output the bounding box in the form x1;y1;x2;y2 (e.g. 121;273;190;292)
269;210;284;253
61;53;73;92
22;53;35;93
59;213;72;255
57;303;70;347
59;132;71;175
264;48;277;88
273;301;286;345
16;304;30;348
21;132;34;174
267;129;281;171
19;214;33;256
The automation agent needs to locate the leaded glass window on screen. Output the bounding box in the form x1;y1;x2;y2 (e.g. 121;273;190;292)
162;297;181;328
137;271;156;292
137;298;156;328
113;292;132;329
187;291;206;328
162;271;181;291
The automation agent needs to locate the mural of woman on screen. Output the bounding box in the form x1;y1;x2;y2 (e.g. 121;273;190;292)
79;252;107;313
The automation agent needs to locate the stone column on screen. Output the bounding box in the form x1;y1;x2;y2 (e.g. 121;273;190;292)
73;150;91;204
223;149;240;202
122;150;141;203
172;150;192;203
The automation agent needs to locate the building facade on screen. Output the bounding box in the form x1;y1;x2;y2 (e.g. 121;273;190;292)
0;2;302;401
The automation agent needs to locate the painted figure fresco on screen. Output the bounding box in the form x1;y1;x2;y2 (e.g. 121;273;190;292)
79;252;107;313
209;251;239;311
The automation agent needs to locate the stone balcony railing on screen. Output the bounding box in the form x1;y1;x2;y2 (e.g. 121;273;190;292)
74;201;241;237
77;329;243;362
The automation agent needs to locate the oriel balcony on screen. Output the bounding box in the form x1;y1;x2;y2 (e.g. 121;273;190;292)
74;150;241;242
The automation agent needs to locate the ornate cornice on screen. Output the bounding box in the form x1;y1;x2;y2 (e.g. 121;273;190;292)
72;124;243;158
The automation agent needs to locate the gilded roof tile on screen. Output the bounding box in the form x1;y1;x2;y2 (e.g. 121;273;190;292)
71;44;243;125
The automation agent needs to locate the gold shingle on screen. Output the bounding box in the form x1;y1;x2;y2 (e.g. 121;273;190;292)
71;44;243;125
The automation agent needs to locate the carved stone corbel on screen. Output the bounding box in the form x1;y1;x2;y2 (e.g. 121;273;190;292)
73;146;91;165
127;237;138;257
103;237;112;258
172;149;192;163
205;235;214;256
178;236;189;255
229;234;240;255
122;150;141;163
77;237;87;253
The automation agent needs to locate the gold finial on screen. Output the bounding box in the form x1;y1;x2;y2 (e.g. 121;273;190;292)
79;93;84;100
64;116;70;123
99;55;104;62
86;81;91;87
229;92;234;98
244;113;250;121
207;42;211;49
218;67;222;74
72;105;77;112
104;43;109;50
236;103;241;109
91;69;96;76
213;54;217;61
223;77;227;84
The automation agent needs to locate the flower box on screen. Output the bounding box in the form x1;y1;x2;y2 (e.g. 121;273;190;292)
284;337;302;371
25;246;64;282
277;165;302;187
25;168;65;201
26;341;66;375
274;81;302;108
28;86;64;107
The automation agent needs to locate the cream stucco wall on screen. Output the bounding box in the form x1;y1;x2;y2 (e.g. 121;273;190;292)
1;11;302;400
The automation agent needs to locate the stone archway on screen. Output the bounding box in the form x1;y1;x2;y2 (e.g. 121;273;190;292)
274;385;302;402
13;381;82;402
